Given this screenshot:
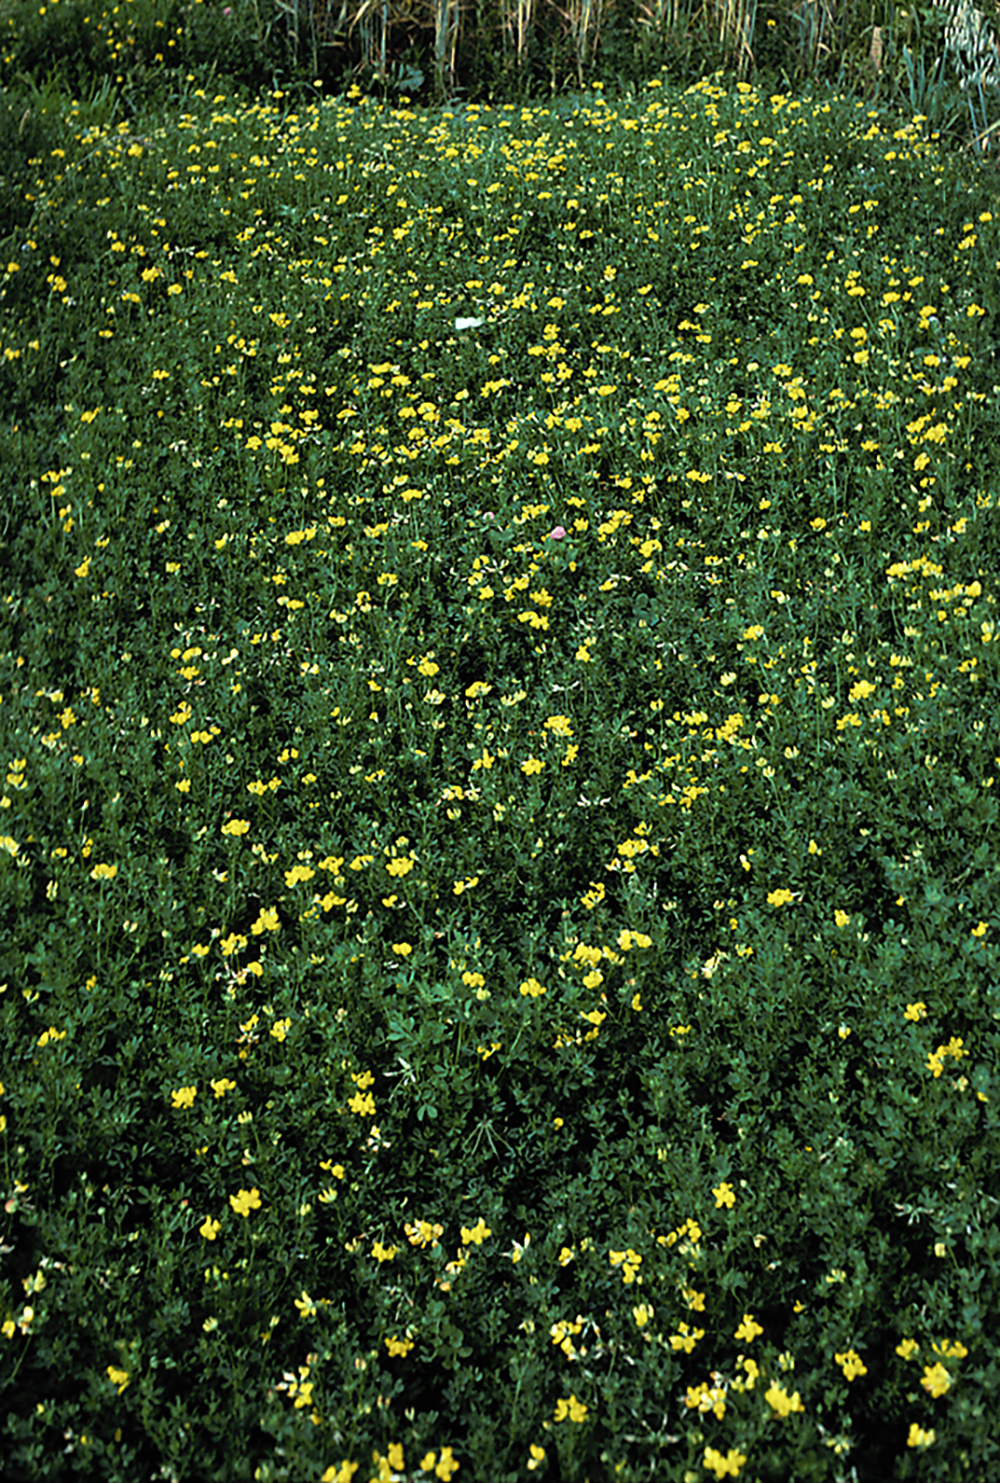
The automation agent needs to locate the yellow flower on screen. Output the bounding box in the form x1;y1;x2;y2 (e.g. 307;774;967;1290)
291;1380;313;1410
685;1381;726;1418
171;1086;197;1109
920;1362;951;1398
460;1218;492;1246
735;1313;763;1342
229;1187;262;1218
321;1462;359;1483
713;1182;736;1209
669;1321;705;1352
554;1393;588;1422
221;819;251;836
385;1334;415;1357
417;1448;460;1479
907;1423;936;1448
106;1365;130;1395
766;888;794;906
211;1078;236;1098
703;1446;747;1479
199;1217;221;1240
835;1349;868;1381
609;1247;642;1283
765;1382;804;1417
521;757;544;776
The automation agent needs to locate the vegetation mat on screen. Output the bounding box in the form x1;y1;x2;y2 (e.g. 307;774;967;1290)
1;70;1000;1482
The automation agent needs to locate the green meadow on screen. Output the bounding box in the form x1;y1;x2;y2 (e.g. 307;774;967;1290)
2;23;1000;1483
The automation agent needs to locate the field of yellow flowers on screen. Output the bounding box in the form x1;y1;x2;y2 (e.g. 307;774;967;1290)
1;53;1000;1483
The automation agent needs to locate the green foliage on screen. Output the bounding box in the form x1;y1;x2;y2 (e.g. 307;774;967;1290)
1;57;1000;1483
2;0;1000;135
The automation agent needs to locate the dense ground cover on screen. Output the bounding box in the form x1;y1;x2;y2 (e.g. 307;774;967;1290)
1;64;1000;1482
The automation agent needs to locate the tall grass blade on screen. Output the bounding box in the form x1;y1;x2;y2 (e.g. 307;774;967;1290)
348;0;391;73
433;0;462;95
715;0;757;74
501;0;536;68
